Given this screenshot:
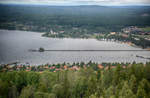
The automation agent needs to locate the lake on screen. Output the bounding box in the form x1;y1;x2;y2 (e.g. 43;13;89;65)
0;30;150;65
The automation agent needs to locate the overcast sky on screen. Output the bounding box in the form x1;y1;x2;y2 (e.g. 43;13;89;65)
0;0;150;6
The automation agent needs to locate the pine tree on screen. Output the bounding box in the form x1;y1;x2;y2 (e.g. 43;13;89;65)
19;85;35;98
119;81;136;98
137;86;146;98
129;75;137;94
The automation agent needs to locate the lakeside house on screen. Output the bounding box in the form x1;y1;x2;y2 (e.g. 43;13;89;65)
110;32;116;35
49;29;58;35
121;34;128;38
98;64;104;69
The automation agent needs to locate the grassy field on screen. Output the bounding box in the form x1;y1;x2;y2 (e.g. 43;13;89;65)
141;27;150;32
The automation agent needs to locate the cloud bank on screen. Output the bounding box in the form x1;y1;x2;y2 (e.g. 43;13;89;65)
0;0;150;6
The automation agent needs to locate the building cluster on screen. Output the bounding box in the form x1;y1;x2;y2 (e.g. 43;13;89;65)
122;26;150;35
98;64;126;70
122;26;141;33
0;63;129;73
0;64;81;72
48;29;65;35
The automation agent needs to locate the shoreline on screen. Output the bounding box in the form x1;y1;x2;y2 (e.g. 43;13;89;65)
146;48;150;50
0;29;145;49
1;61;150;73
1;59;150;66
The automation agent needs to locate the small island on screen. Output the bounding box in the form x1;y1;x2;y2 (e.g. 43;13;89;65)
38;47;45;52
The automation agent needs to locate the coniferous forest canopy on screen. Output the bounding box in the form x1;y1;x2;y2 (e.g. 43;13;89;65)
0;62;150;98
0;5;150;33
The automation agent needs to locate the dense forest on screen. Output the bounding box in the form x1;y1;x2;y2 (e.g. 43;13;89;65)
0;5;150;33
0;62;150;98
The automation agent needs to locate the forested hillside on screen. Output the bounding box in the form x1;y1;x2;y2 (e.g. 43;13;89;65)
0;62;150;98
0;5;150;33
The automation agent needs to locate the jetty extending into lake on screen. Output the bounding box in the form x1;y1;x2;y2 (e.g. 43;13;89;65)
28;48;150;60
29;49;150;52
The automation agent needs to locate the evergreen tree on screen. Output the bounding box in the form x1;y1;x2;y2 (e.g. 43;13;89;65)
19;85;35;98
119;81;136;98
137;86;146;98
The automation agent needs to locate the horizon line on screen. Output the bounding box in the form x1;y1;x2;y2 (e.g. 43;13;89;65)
0;3;150;6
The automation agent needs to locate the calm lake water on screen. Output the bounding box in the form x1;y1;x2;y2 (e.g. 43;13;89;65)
0;30;150;65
